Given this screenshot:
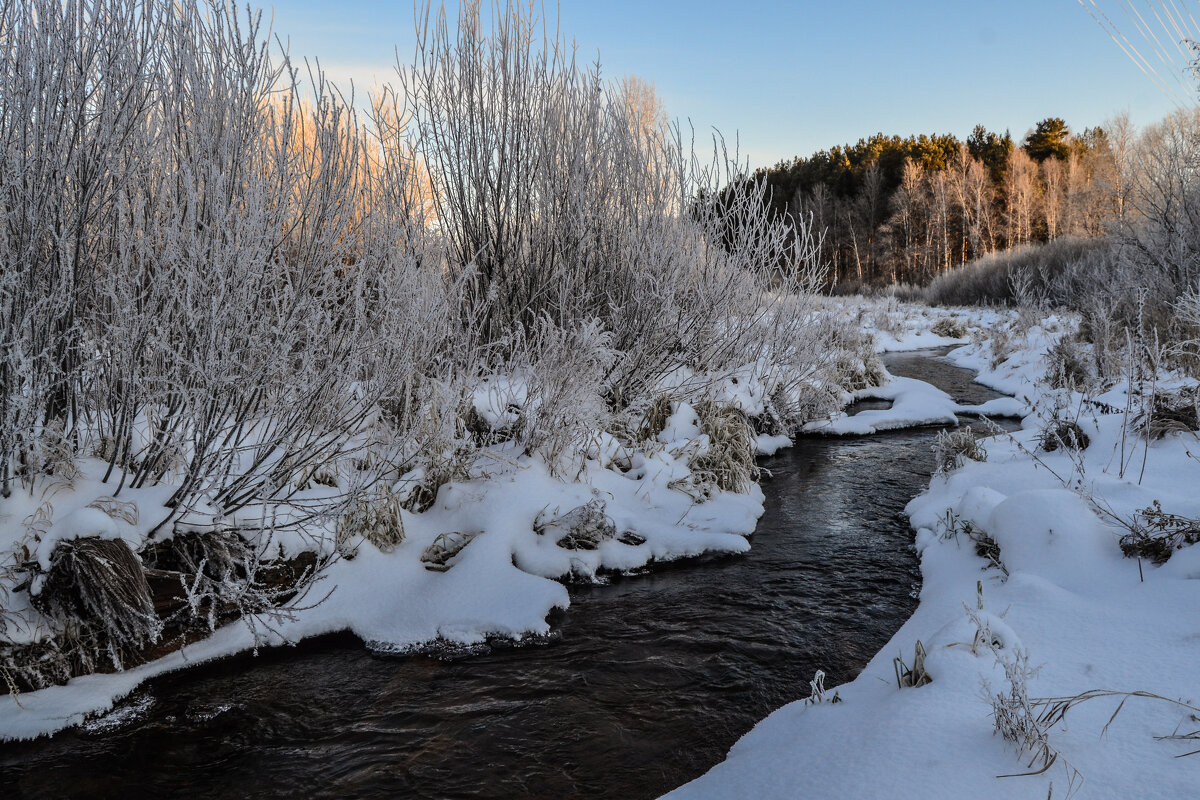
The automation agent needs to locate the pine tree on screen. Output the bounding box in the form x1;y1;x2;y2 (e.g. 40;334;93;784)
1024;117;1072;162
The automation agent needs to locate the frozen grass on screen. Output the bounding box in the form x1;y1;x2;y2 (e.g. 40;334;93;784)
1116;502;1200;565
32;538;160;668
1133;387;1199;441
934;427;988;474
689;403;760;495
337;485;406;555
931;317;969;338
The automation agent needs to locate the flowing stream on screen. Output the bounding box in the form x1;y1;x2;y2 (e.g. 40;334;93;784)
0;350;1015;799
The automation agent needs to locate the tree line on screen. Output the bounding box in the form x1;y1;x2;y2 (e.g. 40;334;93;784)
746;118;1123;287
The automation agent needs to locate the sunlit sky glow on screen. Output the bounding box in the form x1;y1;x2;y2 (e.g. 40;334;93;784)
267;1;1188;169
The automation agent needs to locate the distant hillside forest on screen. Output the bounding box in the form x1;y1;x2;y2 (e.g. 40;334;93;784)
749;118;1120;288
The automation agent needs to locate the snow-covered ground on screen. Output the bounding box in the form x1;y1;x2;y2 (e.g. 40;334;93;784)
8;299;1199;800
0;300;976;741
0;420;766;739
668;306;1200;799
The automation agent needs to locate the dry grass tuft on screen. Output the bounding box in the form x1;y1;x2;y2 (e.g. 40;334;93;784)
338;484;405;553
989;648;1074;784
399;448;475;514
689;401;759;494
1;634;90;693
894;640;932;688
934;426;987;474
535;500;616;550
640;395;674;443
421;531;478;571
941;510;1007;577
804;669;841;705
1039;421;1090;452
1135;387;1199;440
86;496;139;526
989;327;1015;369
1117;501;1200;564
932;317;968;338
831;328;886;392
19;421;79;488
32;537;160;667
1044;338;1092;391
753;384;794;437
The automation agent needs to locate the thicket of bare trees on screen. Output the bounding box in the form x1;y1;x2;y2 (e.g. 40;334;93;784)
1064;107;1200;374
0;0;445;535
0;0;847;678
756;125;1119;288
915;104;1200;381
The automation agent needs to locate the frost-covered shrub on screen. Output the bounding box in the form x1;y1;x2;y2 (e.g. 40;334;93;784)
142;528;322;642
988;326;1015;369
753;384;793;437
1043;337;1092;391
1172;284;1200;375
830;328;886;392
933;427;987;474
513;318;618;474
143;529;251;614
14;423;80;495
919;237;1103;307
859;299;905;337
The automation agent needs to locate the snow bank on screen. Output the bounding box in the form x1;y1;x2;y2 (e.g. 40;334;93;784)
670;305;1200;800
803;374;959;435
0;427;762;740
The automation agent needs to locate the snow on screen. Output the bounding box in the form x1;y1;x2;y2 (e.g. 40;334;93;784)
0;411;761;740
755;434;792;456
803;374;959;435
7;300;1200;800
668;303;1200;800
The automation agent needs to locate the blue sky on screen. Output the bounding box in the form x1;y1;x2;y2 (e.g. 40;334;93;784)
266;1;1188;169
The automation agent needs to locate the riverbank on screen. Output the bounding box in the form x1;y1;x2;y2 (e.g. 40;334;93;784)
0;303;981;745
667;306;1200;799
1;364;959;797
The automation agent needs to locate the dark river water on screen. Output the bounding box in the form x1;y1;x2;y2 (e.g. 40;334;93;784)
0;349;1012;800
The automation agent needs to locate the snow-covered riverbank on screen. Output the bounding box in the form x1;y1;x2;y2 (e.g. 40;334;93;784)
0;303;976;741
667;307;1200;799
0;414;772;740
